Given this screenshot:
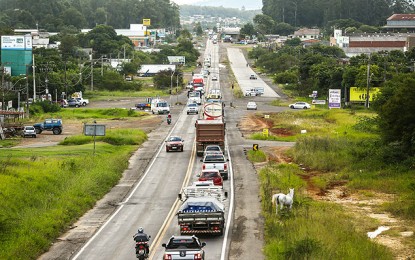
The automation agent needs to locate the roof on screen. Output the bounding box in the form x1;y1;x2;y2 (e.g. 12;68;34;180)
387;14;415;21
294;28;321;36
138;64;176;74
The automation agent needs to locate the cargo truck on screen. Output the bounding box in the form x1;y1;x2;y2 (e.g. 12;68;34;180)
195;120;225;156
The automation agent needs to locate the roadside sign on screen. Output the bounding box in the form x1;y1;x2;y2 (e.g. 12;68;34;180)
264;115;270;118
84;124;106;136
263;128;269;137
312;100;326;105
328;89;341;109
253;144;258;151
143;19;151;26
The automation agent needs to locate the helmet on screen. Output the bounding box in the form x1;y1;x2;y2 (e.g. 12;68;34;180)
138;227;144;233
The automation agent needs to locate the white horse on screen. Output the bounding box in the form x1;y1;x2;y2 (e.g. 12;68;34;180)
271;188;294;214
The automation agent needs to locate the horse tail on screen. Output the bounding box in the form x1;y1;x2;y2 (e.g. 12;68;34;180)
271;195;276;205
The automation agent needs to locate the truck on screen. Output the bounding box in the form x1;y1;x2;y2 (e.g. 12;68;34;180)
33;119;63;135
177;197;225;236
135;97;152;110
195;119;225;156
71;92;89;106
162;235;206;260
200;153;229;180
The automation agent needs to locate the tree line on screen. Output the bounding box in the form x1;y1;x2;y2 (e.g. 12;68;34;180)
0;0;180;32
262;0;414;29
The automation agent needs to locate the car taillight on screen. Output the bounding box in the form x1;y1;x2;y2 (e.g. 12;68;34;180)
224;163;227;171
202;164;205;170
164;254;172;260
194;253;202;260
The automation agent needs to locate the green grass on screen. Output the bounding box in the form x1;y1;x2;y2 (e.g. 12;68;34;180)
259;163;393;259
0;129;147;259
247;149;267;162
84;88;167;101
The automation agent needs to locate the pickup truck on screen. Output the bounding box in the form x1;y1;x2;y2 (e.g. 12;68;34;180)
200;153;229;180
76;97;89;106
33;119;63;135
177;197;225;236
162;235;206;260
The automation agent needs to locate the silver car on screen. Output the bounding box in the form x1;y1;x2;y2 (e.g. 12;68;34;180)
22;126;36;138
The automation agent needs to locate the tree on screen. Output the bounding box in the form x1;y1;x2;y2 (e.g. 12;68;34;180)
194;22;203;36
274;22;295;35
240;23;256;38
253;14;275;34
374;74;415;156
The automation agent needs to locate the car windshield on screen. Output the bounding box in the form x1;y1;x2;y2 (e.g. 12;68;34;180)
157;102;168;107
204;154;225;162
206;146;221;152
201;171;219;178
188;103;197;107
168;137;181;142
25;126;35;130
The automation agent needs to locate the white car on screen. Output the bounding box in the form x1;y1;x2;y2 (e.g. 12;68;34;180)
212;76;218;81
247;102;257;110
244;89;257;96
289;102;311;109
187;102;199;115
22;126;36;138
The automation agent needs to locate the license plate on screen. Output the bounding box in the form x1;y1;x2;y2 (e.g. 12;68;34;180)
138;249;145;255
172;147;177;149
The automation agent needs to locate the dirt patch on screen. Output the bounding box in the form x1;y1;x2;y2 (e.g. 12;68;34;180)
266;148;415;259
239;114;293;137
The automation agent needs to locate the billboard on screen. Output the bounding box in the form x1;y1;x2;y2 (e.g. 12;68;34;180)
168;56;185;64
349;87;380;102
1;35;32;50
328;89;341;109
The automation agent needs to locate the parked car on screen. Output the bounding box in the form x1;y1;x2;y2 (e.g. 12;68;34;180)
165;136;184;152
247;101;257;110
198;169;223;186
33;119;63;135
289;102;311;109
162;235;206;260
68;99;82;107
249;74;257;80
187;102;199;115
203;145;224;157
22;126;36;138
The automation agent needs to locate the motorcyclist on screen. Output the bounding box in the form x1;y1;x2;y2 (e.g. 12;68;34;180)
133;227;150;255
167;113;172;124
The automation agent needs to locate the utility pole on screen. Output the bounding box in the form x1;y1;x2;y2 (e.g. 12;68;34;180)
64;60;67;99
91;59;94;91
32;54;36;102
1;66;5;111
365;56;371;108
26;67;29;118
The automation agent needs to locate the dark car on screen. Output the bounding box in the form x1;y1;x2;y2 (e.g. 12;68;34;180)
198;169;223;186
165;136;184;152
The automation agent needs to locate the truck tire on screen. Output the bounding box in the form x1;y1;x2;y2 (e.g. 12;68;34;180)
75;104;79;108
82;102;87;106
53;128;62;135
35;128;42;134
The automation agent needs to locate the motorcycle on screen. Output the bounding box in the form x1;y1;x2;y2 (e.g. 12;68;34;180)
135;241;149;259
167;117;172;125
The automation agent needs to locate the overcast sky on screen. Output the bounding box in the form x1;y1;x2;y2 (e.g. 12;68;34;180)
171;0;262;10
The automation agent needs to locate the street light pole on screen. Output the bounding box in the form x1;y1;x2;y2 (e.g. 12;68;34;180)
170;70;174;106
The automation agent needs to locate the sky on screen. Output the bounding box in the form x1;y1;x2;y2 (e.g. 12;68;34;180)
171;0;262;10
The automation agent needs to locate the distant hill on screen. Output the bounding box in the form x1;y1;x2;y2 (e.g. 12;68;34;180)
185;0;262;10
180;5;261;21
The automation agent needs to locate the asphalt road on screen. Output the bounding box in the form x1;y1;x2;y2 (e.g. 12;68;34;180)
39;39;293;260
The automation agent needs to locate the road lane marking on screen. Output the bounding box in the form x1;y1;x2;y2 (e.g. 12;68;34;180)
148;139;196;258
72;110;184;260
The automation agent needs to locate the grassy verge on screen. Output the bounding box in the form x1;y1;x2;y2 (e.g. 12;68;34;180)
84;88;167;101
247;149;267;163
0;129;147;259
259;163;393;259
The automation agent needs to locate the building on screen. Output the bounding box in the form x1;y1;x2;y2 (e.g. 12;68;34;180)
1;35;33;76
292;28;321;40
384;14;415;31
221;27;241;42
331;29;415;57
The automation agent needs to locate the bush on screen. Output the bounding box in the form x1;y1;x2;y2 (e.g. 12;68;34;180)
29;101;61;114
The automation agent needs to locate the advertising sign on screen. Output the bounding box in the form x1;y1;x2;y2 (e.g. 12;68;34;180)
143;19;151;26
1;35;32;50
312;100;326;105
328;89;341;109
349;87;380;102
167;56;186;64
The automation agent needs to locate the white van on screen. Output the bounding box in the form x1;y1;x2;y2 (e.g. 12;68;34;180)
151;99;170;114
188;91;202;105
